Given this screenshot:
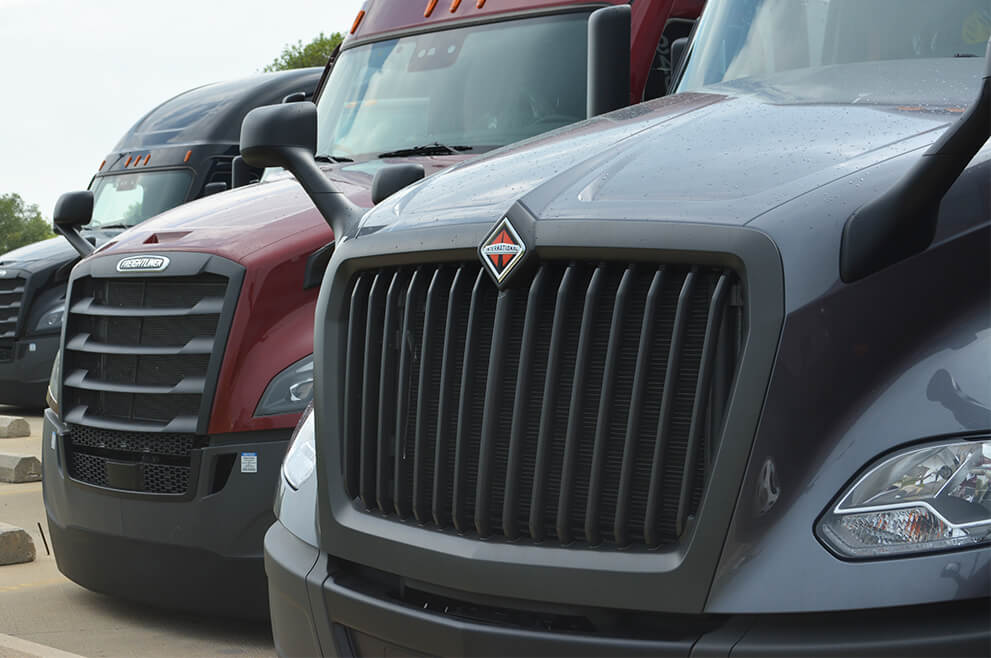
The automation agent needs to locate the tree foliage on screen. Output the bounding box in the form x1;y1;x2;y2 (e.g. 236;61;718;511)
264;32;344;72
0;194;54;255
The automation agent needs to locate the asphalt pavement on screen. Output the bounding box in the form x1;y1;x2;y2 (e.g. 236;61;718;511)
0;405;277;658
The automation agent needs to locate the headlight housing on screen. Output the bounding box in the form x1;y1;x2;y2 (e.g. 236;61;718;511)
282;403;316;489
818;439;991;559
34;304;65;333
255;354;314;416
46;349;61;415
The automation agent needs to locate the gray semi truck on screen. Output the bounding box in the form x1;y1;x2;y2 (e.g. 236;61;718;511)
243;0;991;654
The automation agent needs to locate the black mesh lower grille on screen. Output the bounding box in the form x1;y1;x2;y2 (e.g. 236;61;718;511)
65;424;196;495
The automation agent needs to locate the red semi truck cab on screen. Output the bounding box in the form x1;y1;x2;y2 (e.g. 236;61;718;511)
42;0;703;618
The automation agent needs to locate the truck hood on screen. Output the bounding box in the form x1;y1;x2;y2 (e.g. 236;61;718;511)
99;156;471;264
366;60;982;235
0;231;120;273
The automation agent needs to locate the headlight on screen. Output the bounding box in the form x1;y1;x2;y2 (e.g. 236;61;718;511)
255;354;314;416
46;349;61;415
34;304;65;333
818;439;991;559
282;403;315;489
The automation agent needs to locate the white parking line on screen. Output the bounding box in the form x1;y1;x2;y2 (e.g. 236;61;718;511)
0;632;86;658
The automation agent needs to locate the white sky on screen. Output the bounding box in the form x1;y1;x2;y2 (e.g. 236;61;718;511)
0;0;364;218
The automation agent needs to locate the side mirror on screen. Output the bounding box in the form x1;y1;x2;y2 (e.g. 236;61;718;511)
201;182;228;198
371;164;425;205
52;191;95;257
241;102;363;238
587;5;631;118
282;91;307;104
231;156;258;189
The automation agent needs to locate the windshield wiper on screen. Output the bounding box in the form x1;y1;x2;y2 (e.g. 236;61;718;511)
86;223;131;231
315;154;354;163
378;143;474;158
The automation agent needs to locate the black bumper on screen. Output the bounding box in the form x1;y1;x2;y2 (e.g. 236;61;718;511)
43;408;290;619
0;334;58;408
266;521;991;658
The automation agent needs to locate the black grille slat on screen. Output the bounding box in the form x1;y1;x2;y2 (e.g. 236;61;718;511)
342;261;743;551
360;273;388;509
343;274;371;498
413;269;452;522
615;269;664;546
503;266;549;539
63;273;230;432
645;270;695;547
432;267;473;527
676;273;731;536
586;266;634;545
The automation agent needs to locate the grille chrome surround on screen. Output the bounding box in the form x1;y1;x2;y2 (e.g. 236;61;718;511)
340;261;745;550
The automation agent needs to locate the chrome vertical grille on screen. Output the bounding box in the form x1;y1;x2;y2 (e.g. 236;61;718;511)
341;261;745;550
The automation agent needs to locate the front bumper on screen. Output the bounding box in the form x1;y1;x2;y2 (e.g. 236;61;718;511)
42;408;290;618
0;334;58;408
266;521;991;658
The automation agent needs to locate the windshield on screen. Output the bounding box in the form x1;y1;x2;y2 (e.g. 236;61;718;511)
88;170;193;229
316;13;589;160
678;0;991;99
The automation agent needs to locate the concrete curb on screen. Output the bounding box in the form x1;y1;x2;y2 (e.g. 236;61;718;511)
0;453;42;483
0;522;36;566
0;416;30;439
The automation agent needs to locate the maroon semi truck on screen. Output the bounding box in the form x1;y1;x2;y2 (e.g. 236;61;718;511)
43;0;704;618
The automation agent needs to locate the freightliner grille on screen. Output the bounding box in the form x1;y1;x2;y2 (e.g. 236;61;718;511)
0;276;26;360
341;261;745;550
62;272;231;494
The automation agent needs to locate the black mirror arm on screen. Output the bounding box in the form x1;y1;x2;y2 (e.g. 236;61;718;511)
55;224;95;258
281;147;365;239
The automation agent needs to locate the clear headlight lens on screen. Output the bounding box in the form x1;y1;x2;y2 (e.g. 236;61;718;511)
255;354;314;416
818;439;991;558
283;403;316;489
34;305;64;332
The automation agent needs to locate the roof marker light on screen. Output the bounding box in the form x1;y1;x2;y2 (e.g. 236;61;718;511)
144;154;151;166
98;160;106;171
476;0;486;7
124;156;133;167
450;0;462;12
351;10;365;34
424;0;437;17
184;150;192;163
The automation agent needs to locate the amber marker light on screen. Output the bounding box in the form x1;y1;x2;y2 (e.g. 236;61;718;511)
98;160;106;171
476;0;486;7
144;154;151;166
351;10;365;34
424;0;437;17
450;0;462;11
124;156;133;167
184;150;192;163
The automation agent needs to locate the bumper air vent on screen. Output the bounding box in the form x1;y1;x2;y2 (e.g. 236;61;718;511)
340;261;745;550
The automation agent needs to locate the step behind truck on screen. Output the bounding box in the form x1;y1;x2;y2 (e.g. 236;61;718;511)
43;0;705;618
251;0;991;654
0;68;320;408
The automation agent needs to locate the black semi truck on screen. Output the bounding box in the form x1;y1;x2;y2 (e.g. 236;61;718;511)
243;0;990;655
0;67;320;408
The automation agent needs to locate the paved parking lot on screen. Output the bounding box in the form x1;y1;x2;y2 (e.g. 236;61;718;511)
0;405;276;658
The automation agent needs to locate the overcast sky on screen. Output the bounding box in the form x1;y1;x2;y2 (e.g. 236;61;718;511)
0;0;364;218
